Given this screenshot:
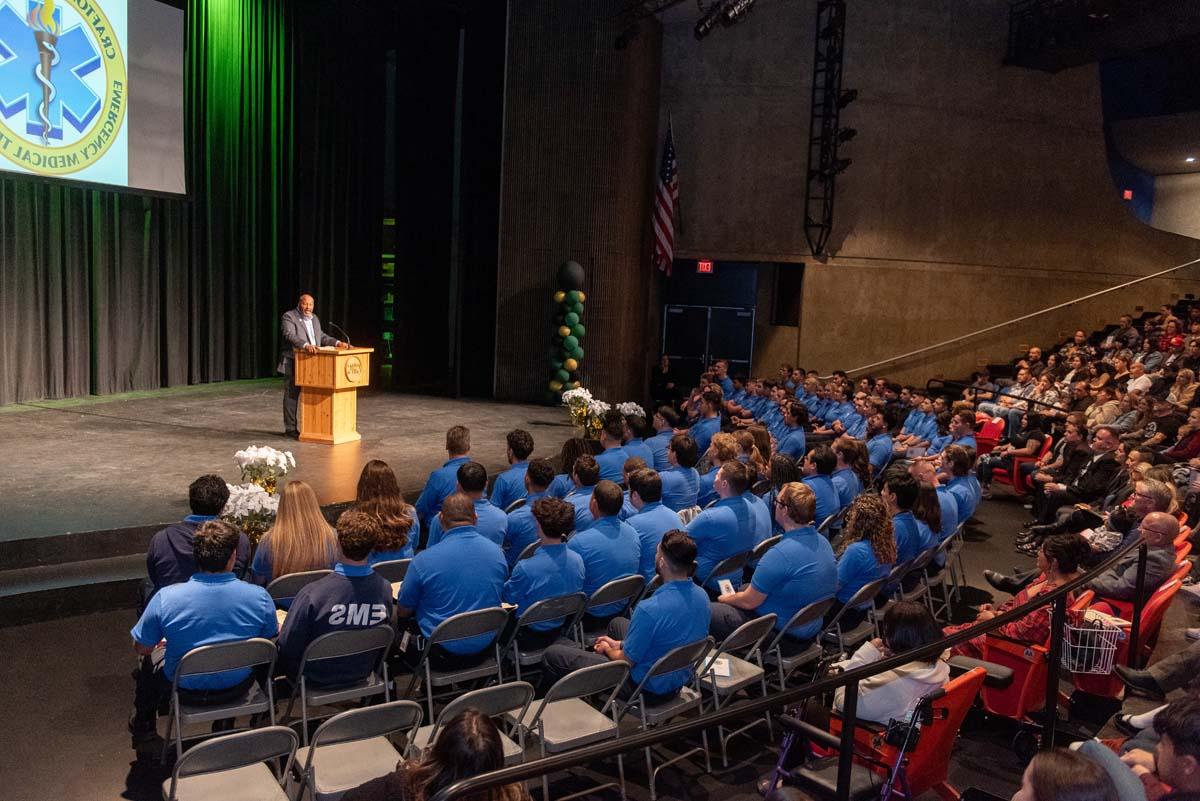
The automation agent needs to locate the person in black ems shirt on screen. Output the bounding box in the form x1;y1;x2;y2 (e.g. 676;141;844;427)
142;475;250;609
277;509;394;686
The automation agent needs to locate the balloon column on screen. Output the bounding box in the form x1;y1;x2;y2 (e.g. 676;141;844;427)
547;260;587;400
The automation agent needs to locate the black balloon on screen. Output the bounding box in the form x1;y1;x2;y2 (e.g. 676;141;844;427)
557;260;585;290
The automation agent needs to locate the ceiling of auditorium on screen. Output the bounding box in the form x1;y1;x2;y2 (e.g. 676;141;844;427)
1111;112;1200;176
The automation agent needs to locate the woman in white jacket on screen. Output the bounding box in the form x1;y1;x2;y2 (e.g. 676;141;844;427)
833;601;950;724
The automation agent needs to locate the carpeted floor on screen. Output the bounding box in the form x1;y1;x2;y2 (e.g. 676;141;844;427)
0;490;1191;801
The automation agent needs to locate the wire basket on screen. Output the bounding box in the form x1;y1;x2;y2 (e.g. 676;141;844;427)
1061;620;1124;675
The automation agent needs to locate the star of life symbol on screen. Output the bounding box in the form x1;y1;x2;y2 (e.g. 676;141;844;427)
0;0;125;175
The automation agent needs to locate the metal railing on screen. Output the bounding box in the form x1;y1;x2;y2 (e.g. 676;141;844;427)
431;534;1152;801
927;378;1074;417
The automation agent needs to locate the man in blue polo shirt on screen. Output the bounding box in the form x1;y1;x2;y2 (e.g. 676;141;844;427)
646;407;680;471
712;359;734;398
689;390;723;458
397;493;508;669
542;530;711;703
711;482;836;650
776;402;808;459
660;434;701;511
569;480;641;626
595;411;630;483
622;411;655;467
909;459;959;567
490;429;534;511
414;425;473;529
882;473;931;566
144;475;251;605
425;462;508;548
697;432;739;509
830;438;863;509
925;411;977;457
277;510;393;685
940;445;980;522
686;461;756;592
566;454;601;530
129;520;277;741
865;412;894;475
801;445;842;524
503;497;586;651
502;458;555;566
626;468;683;581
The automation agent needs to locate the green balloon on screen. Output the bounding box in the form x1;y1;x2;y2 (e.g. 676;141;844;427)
563;335;579;350
570;302;583;315
571;324;586;338
572;346;584;360
555;369;570;383
564;311;579;326
567;290;581;303
551;359;563;370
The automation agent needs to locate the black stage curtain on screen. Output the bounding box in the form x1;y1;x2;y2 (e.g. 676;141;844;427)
0;0;387;405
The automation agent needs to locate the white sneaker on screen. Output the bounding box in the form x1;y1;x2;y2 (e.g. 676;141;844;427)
1186;628;1200;640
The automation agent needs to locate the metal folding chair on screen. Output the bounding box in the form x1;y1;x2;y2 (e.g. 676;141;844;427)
399;607;513;720
822;577;888;654
698;613;777;766
696;550;752;590
499;592;588;681
161;638;278;762
371;559;410;584
762;598;834;690
162;725;296;801
516;540;540;562
280;625;395;745
292;701;422;801
405;682;535;767
508;662;630;801
504;498;528;513
267;570;333;607
575;575;646;647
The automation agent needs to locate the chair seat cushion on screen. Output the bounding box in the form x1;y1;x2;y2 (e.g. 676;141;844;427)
513;698;618;752
699;655;764;694
164;763;289;801
296;736;401;795
632;685;702;726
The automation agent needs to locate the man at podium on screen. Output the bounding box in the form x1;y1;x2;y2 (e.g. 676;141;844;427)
279;294;348;438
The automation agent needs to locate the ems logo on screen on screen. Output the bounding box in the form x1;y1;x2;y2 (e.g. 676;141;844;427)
0;0;126;175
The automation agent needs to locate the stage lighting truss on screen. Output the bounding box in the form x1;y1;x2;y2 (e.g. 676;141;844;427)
804;0;855;258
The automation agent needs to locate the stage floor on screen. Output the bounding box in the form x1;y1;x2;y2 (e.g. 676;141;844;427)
0;379;567;542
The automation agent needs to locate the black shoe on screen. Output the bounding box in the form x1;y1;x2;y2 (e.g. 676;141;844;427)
285;430;300;440
1113;714;1141;738
1016;541;1040;557
1114;664;1166;700
128;714;157;744
984;570;1024;595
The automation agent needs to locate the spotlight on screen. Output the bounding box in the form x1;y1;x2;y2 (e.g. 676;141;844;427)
694;1;726;39
721;0;756;24
807;158;853;180
837;127;857;143
1188;156;1197;164
837;89;858;109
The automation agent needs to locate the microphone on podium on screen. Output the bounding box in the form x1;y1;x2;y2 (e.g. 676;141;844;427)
327;321;353;348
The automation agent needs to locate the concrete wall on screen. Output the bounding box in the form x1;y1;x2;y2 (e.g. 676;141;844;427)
1152;173;1200;240
660;0;1200;384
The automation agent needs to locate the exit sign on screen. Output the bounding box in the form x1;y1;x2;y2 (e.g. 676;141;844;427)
696;260;714;274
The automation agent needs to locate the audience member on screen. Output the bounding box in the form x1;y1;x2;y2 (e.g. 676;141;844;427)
622;411;655;467
355;459;418;561
660;434;701;512
502;458;556;566
145;475;249;599
1120;695;1200;801
801;444;842;524
277;510;393;685
542;530;711;703
686;461;756;592
425;462;508;548
415;425;472;523
595;411;629;483
548;437;592;499
129;520;277;741
831;494;895;628
831;437;864;509
882;473;931;566
250;480;338;587
690;389;723;457
646;407;681;471
502;497;586;650
568;480;641;623
627;468;682;581
342;708;529;801
698;432;739;508
565;454;601;530
396;493;507;669
490;429;534;511
711;482;836;649
1011;749;1118;801
777;401;808;459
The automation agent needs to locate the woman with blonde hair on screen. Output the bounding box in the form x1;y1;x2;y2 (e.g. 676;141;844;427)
356;459;418;561
250;480;338;585
1169;368;1200;409
829;493;896;628
734;428;767;481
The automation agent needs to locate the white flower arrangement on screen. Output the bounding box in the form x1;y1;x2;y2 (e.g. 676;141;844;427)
562;386;619;439
616;401;646;419
221;482;279;544
234;445;295;493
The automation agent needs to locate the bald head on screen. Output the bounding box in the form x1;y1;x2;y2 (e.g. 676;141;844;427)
1140;511;1179;548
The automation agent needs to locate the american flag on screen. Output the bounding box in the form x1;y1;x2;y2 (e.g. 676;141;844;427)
652;121;679;276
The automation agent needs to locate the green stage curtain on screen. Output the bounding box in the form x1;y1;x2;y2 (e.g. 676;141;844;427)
0;0;385;405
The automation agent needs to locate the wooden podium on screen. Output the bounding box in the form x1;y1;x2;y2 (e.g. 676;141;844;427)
294;347;373;444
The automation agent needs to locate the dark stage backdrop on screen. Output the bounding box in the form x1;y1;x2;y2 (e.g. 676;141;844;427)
0;0;387;405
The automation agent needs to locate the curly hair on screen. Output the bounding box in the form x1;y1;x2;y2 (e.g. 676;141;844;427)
836;493;897;566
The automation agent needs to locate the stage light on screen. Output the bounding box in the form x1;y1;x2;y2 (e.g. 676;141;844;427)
837;127;857;143
807;158;853;180
1188;156;1197;164
694;1;726;39
721;0;756;24
837;89;858;109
